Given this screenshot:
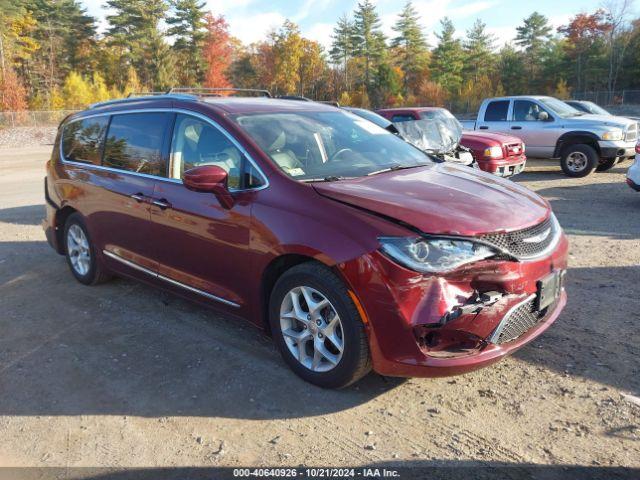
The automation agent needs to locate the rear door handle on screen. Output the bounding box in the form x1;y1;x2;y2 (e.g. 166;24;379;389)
152;199;172;210
479;126;489;130
130;193;146;202
511;126;522;130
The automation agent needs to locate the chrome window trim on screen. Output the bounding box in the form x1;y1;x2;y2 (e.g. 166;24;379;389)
60;108;270;192
103;250;241;308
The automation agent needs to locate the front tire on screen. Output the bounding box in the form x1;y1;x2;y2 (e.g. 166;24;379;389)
269;263;371;389
596;157;619;172
560;144;598;177
63;213;111;285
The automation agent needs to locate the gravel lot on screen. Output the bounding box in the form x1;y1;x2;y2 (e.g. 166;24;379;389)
0;147;638;476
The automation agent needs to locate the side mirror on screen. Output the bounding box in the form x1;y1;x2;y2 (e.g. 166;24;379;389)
183;165;234;209
538;111;550;121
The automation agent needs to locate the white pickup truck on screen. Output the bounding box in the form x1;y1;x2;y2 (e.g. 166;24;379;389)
461;96;638;177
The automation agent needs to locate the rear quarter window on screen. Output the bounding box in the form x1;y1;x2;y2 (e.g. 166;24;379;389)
62;117;109;164
391;114;416;123
484;101;510;122
103;113;172;176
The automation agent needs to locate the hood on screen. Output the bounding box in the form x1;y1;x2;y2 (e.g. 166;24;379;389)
462;130;523;145
312;163;549;236
562;114;636;129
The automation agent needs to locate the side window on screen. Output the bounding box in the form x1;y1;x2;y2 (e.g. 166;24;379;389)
170;114;264;190
62;117;109;164
484;101;510;122
391;114;416;123
103;113;172;176
513;100;549;122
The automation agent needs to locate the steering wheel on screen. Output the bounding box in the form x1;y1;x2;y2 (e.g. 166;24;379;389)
329;148;353;162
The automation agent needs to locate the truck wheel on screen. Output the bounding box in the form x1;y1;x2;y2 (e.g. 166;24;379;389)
560;144;598;177
596;157;619;172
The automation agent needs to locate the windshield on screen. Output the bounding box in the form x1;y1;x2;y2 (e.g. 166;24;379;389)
343;108;392;129
419;109;464;131
538;97;583;118
583;101;610;115
233;111;432;181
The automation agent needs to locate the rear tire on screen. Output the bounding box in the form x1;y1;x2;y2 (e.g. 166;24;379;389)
269;262;371;389
63;213;111;285
596;157;619;172
560;144;598;177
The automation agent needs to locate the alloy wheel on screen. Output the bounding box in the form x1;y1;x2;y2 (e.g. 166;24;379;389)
279;286;344;372
67;224;91;276
566;151;588;172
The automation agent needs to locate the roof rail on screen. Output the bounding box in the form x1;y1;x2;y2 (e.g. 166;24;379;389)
168;87;272;98
126;91;167;98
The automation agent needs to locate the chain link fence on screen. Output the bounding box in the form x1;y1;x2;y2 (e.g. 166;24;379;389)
0;110;78;129
573;90;640;106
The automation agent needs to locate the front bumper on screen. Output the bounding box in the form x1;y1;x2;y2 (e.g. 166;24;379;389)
479;154;527;177
340;234;569;378
598;140;636;159
627;156;640;191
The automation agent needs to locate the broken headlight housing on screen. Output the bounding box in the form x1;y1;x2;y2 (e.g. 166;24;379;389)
379;237;498;273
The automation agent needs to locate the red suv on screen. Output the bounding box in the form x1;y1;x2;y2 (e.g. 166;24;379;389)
43;92;568;388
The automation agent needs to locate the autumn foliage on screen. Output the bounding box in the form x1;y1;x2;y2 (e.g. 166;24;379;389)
202;13;233;89
0;67;28;111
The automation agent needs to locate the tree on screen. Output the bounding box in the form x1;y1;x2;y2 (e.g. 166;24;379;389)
202;13;234;89
167;0;207;86
105;0;169;87
330;14;356;90
272;21;304;94
559;11;609;92
0;66;28;110
463;19;496;81
391;1;429;95
61;71;92;108
299;39;325;97
498;43;526;94
515;12;552;90
352;0;386;91
602;0;635;98
431;17;464;96
149;33;176;91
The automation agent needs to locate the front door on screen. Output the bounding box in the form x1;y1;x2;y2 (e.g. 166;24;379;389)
508;100;557;158
150;113;266;312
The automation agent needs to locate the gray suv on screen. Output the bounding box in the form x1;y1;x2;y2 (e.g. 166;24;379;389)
462;96;638;177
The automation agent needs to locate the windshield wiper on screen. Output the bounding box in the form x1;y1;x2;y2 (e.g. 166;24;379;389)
302;175;346;183
367;164;429;176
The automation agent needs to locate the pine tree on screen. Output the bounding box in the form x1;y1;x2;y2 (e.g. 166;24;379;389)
431;17;464;96
167;0;207;86
352;0;386;92
105;0;169;88
391;1;428;95
330;14;355;89
149;33;176;91
463;19;496;81
515;11;552;90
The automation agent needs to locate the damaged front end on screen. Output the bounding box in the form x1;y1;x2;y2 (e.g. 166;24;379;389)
338;218;569;378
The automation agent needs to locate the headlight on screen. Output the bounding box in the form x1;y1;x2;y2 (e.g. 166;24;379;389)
602;129;624;141
379;237;498;273
484;146;503;158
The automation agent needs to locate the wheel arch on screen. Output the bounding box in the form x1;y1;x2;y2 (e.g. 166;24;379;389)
260;253;350;335
554;131;601;158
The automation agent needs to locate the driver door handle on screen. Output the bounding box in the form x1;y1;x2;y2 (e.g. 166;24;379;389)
511;126;522;130
130;193;146;202
152;199;172;210
479;126;489;130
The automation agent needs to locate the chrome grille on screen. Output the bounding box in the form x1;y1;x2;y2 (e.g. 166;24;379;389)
480;216;557;259
626;123;638;142
490;296;552;345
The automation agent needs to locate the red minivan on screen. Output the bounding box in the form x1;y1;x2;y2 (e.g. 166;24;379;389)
43;92;568;388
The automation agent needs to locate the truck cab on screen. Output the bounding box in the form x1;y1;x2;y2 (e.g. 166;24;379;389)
466;96;638;177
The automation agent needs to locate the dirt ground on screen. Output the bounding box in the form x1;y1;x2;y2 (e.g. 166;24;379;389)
0;147;639;475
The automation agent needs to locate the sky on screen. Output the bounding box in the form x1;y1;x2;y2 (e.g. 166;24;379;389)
82;0;609;50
